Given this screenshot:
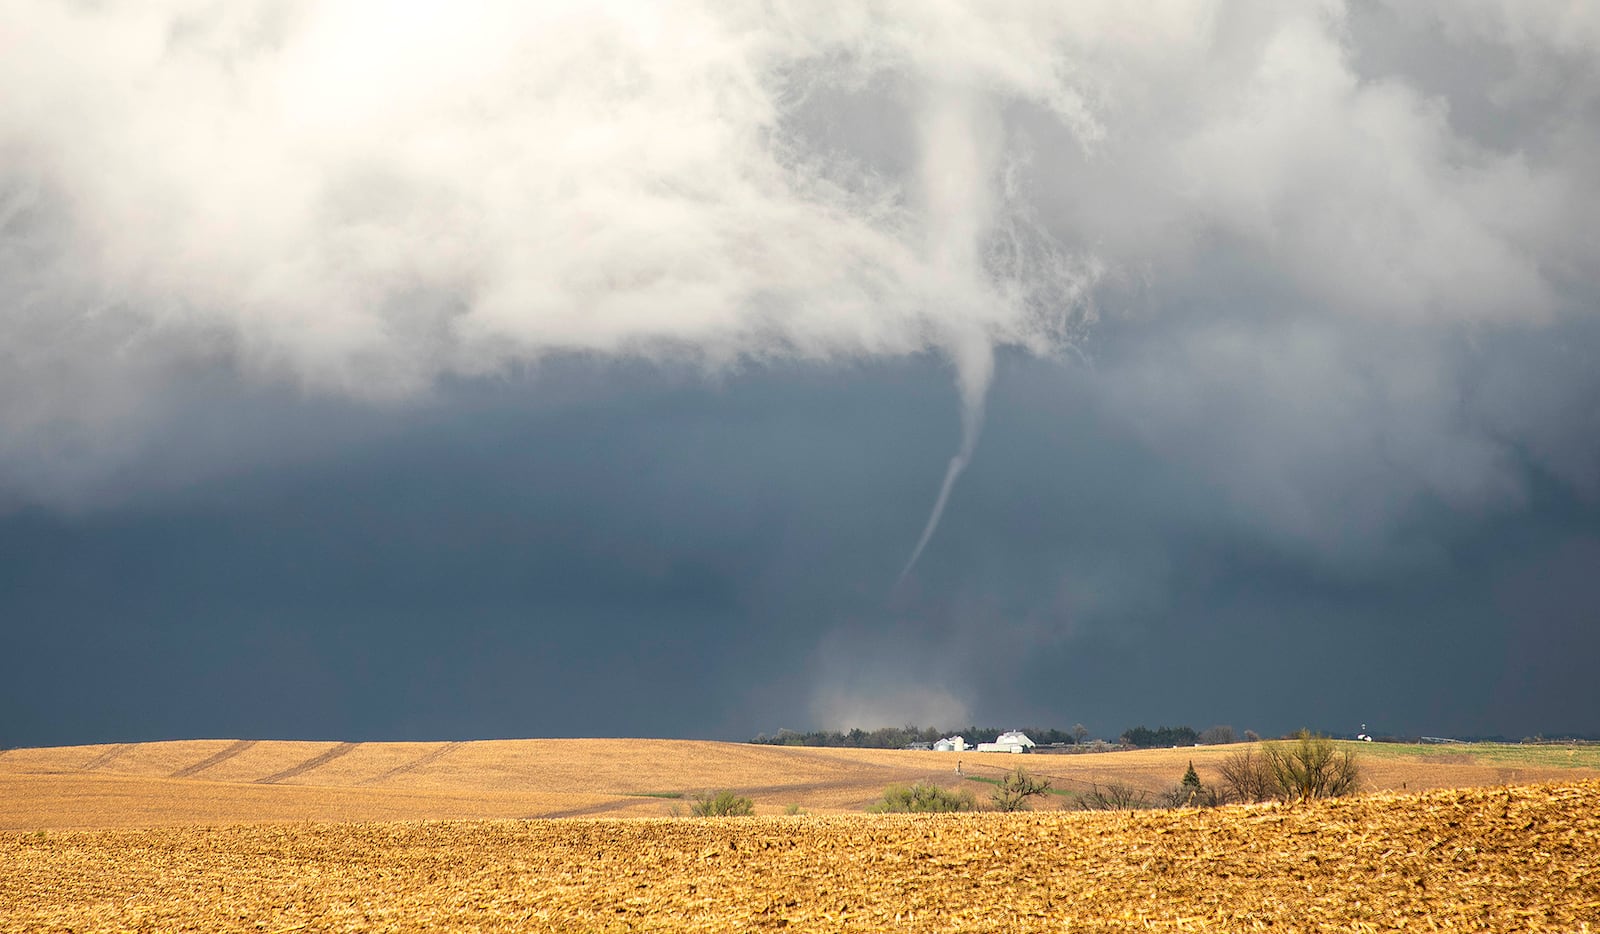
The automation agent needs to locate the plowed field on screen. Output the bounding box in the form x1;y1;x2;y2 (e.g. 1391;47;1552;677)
4;781;1596;932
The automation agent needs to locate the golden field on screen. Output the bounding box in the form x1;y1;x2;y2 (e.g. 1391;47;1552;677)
3;739;1599;931
3;781;1597;932
5;737;1599;829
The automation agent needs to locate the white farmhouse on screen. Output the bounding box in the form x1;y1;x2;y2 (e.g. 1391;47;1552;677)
976;730;1036;753
933;735;968;752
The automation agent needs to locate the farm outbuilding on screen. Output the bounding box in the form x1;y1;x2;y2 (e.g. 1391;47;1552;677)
933;736;968;752
977;731;1035;753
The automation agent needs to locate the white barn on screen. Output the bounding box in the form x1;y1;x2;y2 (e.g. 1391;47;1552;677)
933;735;969;752
976;730;1036;753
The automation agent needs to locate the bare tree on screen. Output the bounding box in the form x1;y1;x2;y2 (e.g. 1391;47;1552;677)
990;766;1053;812
1261;730;1360;801
1216;748;1278;803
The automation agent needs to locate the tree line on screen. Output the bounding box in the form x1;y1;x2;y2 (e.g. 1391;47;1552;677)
752;723;1254;749
750;724;1090;748
1120;725;1199;747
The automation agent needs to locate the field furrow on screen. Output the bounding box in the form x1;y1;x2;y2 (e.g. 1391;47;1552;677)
254;742;359;784
168;740;259;778
79;744;131;771
358;741;465;785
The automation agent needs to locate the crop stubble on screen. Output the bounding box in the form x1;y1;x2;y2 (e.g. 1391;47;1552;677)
3;780;1596;933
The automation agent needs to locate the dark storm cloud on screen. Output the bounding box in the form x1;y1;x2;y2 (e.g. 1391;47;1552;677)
837;317;1599;739
4;335;1596;745
0;358;959;743
2;2;1599;744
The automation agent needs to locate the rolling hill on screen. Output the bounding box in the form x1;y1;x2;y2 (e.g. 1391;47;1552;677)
4;737;1598;830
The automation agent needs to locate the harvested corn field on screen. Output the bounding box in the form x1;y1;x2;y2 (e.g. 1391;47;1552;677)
4;780;1597;932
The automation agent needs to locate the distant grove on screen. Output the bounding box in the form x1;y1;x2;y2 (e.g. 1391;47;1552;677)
749;724;1248;749
751;726;1085;748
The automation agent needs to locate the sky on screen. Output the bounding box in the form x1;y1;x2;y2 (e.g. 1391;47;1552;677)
3;0;1598;747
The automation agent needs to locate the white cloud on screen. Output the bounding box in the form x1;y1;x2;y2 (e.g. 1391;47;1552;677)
1;0;1593;508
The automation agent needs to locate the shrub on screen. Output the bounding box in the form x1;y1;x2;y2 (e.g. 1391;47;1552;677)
1161;784;1220;808
690;790;754;817
1077;781;1150;811
990;767;1053;812
1261;730;1360;802
869;782;978;813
